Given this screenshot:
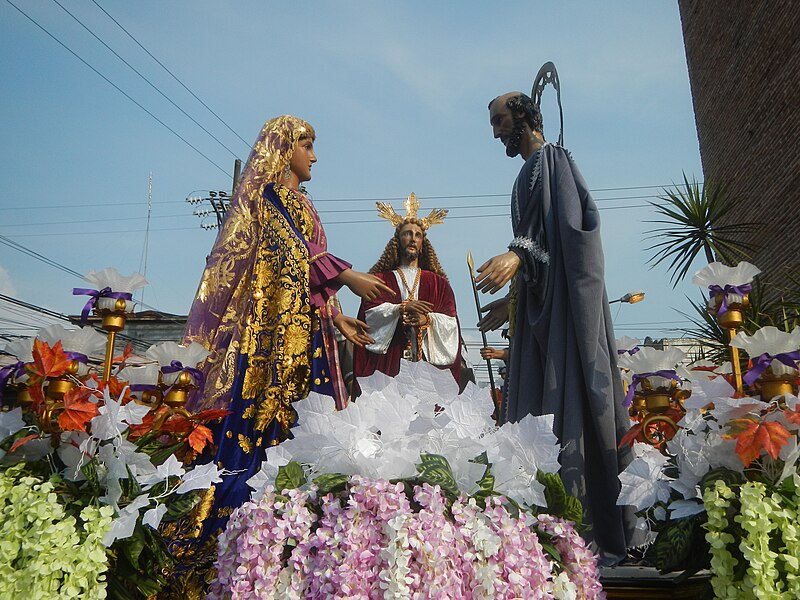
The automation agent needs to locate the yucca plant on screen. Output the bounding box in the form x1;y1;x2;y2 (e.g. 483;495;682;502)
645;175;759;287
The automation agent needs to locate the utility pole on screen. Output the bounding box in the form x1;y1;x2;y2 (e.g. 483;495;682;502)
186;158;241;229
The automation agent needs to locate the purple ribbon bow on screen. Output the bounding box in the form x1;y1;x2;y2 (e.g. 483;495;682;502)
743;350;800;386
130;384;158;392
161;360;205;394
708;283;752;315
0;361;26;404
64;351;89;364
72;287;133;325
617;346;640;356
624;370;683;407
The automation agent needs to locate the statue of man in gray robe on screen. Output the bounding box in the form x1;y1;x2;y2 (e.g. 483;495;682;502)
476;91;633;565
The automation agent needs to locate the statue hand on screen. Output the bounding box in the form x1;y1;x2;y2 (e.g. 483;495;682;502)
480;346;508;360
333;313;374;347
403;299;434;317
475;251;521;294
339;269;395;301
477;295;510;332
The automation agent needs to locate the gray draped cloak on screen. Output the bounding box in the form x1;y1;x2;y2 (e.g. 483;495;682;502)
505;143;634;561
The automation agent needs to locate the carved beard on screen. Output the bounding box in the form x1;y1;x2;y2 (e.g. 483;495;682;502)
401;243;419;261
505;116;526;157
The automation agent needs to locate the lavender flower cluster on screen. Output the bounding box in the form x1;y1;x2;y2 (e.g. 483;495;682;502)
210;476;604;599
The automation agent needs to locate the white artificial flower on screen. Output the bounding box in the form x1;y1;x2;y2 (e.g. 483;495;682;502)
669;499;705;519
103;494;151;546
142;503;169;530
730;326;800;357
618;346;686;375
692;261;760;288
0;407;25;440
615;336;641;354
247;445;292;500
90;389;150;440
176;461;222;494
3;338;33;362
138;454;186;489
84;267;148;293
486;414;561;507
617;442;672;511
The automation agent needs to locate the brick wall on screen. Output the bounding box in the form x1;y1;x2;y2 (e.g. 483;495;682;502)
678;0;800;284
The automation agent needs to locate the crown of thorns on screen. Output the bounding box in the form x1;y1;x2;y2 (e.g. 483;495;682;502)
376;193;448;230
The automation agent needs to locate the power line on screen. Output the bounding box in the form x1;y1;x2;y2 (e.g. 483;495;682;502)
0;234;188;329
90;0;251;148
0;293;152;352
49;0;242;160
3;0;231;178
0;187;696;212
2;203;657;237
0;234;84;279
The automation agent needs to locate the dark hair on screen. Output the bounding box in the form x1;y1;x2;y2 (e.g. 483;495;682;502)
489;93;543;134
368;220;448;279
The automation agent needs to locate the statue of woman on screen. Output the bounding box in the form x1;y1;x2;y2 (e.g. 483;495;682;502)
181;115;391;545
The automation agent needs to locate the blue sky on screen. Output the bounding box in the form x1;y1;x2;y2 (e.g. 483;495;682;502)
0;1;704;374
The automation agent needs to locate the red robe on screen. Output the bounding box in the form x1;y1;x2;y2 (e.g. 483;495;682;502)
353;270;460;385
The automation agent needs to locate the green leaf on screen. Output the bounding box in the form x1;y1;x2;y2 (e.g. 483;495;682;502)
650;515;710;574
700;468;745;494
312;472;349;496
121;526;146;570
561;496;583;526
415;453;459;497
162;490;201;522
80;458;101;497
537;471;567;513
275;461;307;492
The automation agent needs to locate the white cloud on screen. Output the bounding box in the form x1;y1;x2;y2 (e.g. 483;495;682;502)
0;266;16;296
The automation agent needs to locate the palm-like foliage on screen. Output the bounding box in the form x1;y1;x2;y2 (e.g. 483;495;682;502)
645;174;759;287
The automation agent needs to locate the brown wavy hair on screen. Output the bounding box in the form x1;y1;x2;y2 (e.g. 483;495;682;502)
368;219;448;279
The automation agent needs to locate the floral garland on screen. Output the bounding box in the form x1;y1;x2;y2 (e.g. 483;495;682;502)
702;480;739;600
736;482;783;597
211;477;603;600
0;466;113;599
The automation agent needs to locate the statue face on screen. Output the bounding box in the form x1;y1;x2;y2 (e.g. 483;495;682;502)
289;137;316;183
398;223;424;260
489;95;526;157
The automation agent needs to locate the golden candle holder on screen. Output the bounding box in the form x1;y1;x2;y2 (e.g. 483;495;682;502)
162;370;196;408
45;359;81;400
95;297;130;382
135;387;163;409
756;366;798;402
13;386;33;405
712;292;749;395
632;378;686;448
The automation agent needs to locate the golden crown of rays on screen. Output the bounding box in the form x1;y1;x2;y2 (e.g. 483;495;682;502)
376;193;448;230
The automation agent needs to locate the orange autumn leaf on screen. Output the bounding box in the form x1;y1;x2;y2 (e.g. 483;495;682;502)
193;409;231;423
725;417;791;467
618;423;643;448
127;406;168;439
160;414;193;436
96;376;135;405
784;408;800;428
30;339;73;379
112;342;134;370
9;433;39;453
28;385;45;412
58;387;100;431
187;424;214;454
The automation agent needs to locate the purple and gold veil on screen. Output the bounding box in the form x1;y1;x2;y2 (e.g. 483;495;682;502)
183;115;315;412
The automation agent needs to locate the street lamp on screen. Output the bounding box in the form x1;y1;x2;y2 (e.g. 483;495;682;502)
609;290;645;305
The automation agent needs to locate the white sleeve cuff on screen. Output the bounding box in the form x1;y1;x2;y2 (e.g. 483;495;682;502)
364;303;401;354
422;313;459;366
